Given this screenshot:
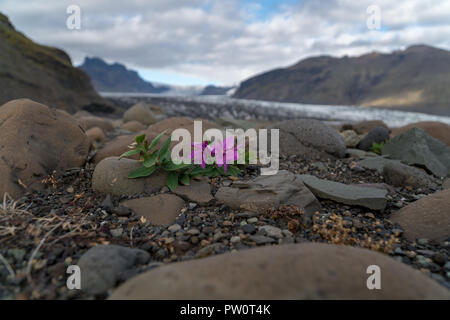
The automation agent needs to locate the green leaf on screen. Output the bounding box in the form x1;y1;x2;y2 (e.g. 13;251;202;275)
189;166;205;176
163;162;192;171
166;172;179;191
200;167;215;176
158;136;172;160
135;134;146;145
119;149;140;159
226;166;241;176
143;152;158;167
180;174;191;185
128;165;156;179
149;130;168;151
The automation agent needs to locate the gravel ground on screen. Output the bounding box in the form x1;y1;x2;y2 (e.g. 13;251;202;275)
1;147;449;299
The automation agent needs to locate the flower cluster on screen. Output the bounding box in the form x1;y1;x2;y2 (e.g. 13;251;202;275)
191;136;243;173
121;131;245;191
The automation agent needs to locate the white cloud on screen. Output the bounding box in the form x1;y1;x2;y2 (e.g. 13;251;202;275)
2;0;450;85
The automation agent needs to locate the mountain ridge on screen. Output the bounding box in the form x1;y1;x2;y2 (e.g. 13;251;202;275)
79;57;170;94
233;44;450;115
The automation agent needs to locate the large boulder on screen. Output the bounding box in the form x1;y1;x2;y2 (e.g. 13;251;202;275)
390;189;450;242
215;170;321;223
392;121;450;146
92;157;167;196
109;243;450;299
123;103;157;126
357;126;390;151
268;119;346;160
299;175;387;211
0;99;89;198
382;128;450;177
121;194;185;225
78;245;150;296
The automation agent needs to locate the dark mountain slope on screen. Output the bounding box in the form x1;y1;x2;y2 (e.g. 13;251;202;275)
0;12;115;114
234;45;450;115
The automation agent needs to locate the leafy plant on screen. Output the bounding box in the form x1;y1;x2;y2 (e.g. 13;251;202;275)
370;141;385;155
120;131;244;191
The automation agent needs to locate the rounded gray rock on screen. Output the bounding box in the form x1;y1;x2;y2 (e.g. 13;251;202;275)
358;126;390;151
269;119;346;160
92;156;167;196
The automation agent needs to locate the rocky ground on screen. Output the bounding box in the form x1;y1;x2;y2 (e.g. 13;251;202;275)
0;98;449;300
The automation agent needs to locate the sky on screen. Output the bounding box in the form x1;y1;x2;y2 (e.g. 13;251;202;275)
2;0;450;86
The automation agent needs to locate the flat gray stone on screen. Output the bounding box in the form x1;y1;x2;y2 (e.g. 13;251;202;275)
357;157;401;173
299;174;387;211
172;180;213;205
121;194;185;225
382;128;450;177
215;170;321;224
78;245;150;296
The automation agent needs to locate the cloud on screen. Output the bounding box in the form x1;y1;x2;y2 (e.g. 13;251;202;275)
2;0;450;85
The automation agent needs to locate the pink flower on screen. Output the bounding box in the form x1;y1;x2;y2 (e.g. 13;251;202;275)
208;137;242;173
190;140;209;168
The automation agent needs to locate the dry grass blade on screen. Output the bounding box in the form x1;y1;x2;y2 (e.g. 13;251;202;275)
0;252;15;279
26;221;63;283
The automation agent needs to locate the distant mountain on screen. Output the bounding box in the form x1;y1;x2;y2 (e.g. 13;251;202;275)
79;57;169;94
0;12;115;114
234;45;450;115
200;85;236;96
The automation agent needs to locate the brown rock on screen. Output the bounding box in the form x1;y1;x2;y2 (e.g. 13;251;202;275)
86;127;105;144
390;189;450;242
0;99;89;198
109;243;450;300
352;120;389;134
93;135;136;164
392;121;450;146
92;157;167;196
77;115;114;133
122;120;146;132
123;103;157;126
173;180;213;205
121;194;185;225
